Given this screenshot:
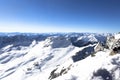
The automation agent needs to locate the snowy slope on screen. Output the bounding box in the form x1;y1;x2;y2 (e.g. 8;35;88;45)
1;33;120;80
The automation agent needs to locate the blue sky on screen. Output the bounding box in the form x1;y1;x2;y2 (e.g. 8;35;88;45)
0;0;120;33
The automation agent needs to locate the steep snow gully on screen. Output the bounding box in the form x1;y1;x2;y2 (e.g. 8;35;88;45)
0;33;120;80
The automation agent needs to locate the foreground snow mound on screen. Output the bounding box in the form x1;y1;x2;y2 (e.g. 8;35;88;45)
1;33;120;80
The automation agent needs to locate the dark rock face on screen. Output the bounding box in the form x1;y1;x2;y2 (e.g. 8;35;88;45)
113;46;120;54
72;46;95;62
112;39;120;53
49;68;59;80
113;47;118;53
48;65;72;80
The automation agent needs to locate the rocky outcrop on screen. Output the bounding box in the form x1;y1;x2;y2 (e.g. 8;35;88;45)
94;42;104;53
48;65;72;80
106;33;120;55
72;45;95;62
112;39;120;53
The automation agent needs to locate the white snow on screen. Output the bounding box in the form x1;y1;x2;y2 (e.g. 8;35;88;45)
115;33;120;39
0;33;120;80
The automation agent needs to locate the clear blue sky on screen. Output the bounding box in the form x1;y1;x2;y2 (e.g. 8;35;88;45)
0;0;120;33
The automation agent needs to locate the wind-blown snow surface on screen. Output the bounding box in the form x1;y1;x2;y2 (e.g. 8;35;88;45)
0;33;119;80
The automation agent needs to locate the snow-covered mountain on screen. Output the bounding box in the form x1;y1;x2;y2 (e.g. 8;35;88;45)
0;33;120;80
